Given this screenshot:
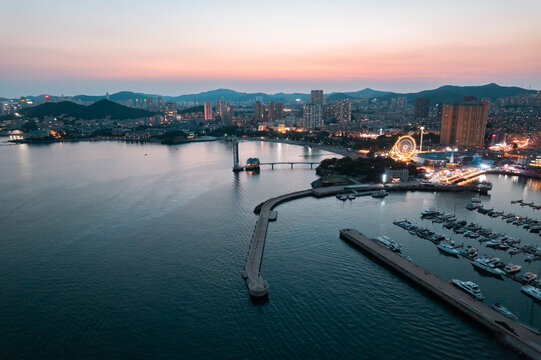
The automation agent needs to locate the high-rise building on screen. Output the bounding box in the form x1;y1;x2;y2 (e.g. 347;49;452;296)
222;105;234;125
414;98;430;118
267;101;275;122
336;99;351;125
303;104;322;129
254;101;265;122
311;90;324;105
440;97;488;148
204;101;213;121
274;103;284;120
216;100;227;118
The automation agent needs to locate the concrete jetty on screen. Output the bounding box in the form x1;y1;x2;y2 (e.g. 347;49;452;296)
243;182;493;298
340;228;541;360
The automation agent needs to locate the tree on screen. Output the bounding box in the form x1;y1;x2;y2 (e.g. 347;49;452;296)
21;120;38;132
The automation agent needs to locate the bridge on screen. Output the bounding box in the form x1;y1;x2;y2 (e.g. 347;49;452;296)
260;162;320;169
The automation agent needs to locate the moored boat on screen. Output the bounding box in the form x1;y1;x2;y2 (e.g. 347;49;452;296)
521;285;541;301
471;258;505;279
375;235;401;253
371;189;388;198
437;242;460;257
490;303;518;320
521;272;538;283
450;279;484;300
504;264;521;274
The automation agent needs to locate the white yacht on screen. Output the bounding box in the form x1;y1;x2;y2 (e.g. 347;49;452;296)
471;258;505;279
375;235;401;253
437;242;460;257
451;279;485;300
421;208;440;217
521;285;541;301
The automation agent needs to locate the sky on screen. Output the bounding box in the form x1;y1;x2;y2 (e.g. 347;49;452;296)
1;0;541;97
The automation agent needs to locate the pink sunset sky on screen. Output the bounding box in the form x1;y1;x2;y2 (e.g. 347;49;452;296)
1;0;540;97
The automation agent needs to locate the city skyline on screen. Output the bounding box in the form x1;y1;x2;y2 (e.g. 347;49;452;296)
2;1;541;97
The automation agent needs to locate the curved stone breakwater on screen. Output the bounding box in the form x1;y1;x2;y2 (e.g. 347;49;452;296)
242;182;493;299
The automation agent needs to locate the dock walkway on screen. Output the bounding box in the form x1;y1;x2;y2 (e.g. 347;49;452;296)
243;182;493;298
340;228;541;360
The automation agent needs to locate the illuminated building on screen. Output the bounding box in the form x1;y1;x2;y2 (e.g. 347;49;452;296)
204;101;213;121
164;102;177;120
530;152;541;167
254;101;265;122
441;97;488;148
216;100;227;118
303;104;322;129
336;99;351;125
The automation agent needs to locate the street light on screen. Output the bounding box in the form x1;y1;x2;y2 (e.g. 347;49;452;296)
419;126;425;152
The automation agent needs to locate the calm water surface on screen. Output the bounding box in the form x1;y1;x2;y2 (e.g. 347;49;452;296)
1;138;539;359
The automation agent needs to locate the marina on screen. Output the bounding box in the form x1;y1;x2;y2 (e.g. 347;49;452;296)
393;213;541;287
339;228;541;360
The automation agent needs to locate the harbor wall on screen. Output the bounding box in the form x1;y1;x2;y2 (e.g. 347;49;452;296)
339;228;541;360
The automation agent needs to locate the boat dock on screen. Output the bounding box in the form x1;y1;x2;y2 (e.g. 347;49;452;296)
243;182;494;298
339;228;541;360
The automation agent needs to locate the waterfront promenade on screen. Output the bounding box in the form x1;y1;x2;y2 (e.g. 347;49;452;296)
340;229;541;360
242;182;489;298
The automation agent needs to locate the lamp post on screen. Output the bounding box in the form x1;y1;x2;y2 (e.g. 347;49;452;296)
419;126;425;152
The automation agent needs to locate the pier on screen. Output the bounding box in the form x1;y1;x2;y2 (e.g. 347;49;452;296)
243;182;492;298
339;229;541;360
259;161;320;169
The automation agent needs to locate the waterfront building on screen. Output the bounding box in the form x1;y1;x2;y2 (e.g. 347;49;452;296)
204;101;213;121
311;90;325;105
530;151;541;167
303;104;322;129
414;98;430;118
441;97;488;148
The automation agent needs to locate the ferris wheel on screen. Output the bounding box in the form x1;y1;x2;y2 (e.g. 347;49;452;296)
390;135;417;161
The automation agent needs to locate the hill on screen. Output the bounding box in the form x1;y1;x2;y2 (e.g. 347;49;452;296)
179;105;204;114
20;99;155;120
385;83;536;104
326;93;354;102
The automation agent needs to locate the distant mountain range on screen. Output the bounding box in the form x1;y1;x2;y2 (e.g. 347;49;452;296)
17;99;155;120
9;83;538;107
381;83;537;104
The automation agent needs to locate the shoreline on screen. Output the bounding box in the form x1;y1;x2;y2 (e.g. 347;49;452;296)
240;137;360;159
